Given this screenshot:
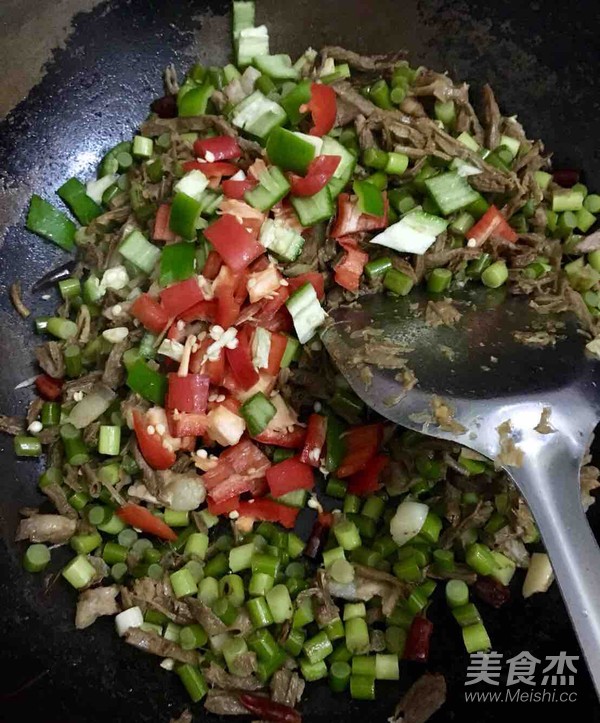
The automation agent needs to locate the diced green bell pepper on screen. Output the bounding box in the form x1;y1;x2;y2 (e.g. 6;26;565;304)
26;195;76;251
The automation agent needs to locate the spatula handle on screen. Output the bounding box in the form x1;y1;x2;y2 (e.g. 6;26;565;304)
510;448;600;698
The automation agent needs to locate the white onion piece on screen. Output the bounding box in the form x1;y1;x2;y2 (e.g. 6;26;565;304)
522;553;554;598
206;406;246;447
87;174;117;204
68;386;116;429
224;78;246;105
390;499;429;547
210;632;232;653
164;474;206;512
240;66;261;94
452;158;482;177
326;580;360;601
115;606;143;637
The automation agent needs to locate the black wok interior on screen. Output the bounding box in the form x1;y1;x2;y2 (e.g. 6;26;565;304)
1;1;599;720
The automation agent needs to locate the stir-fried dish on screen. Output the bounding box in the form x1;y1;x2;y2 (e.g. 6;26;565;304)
4;2;600;720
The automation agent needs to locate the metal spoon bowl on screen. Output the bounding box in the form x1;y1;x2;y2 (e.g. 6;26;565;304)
321;286;600;694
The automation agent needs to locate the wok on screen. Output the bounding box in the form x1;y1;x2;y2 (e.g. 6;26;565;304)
0;1;599;721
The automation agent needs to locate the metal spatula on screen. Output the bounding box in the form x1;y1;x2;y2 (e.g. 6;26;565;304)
321;286;600;694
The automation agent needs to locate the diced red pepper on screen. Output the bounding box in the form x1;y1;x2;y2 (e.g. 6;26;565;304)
225;332;259;390
160;277;205;319
403;615;434;662
266;456;315;497
260;308;293;334
202;250;223;280
212;263;241;296
116;504;177;541
190;338;226;386
239;693;301;723
210;474;266;503
130;293;169;334
221;396;242;415
266;332;289;376
246;265;282;305
235;301;263;327
34;374;63;401
204;214;264;273
132;410;176;470
246;477;269;498
289;155;341;197
167;410;207;438
272;198;305;231
255;286;290;324
330;193;389;239
206;391;238;414
207;495;240;516
299;414;327;467
167;373;209;413
222;369;275;400
253;426;307;449
203;438;270;488
205;353;226;387
233;269;250;305
166;321;186;343
213;265;242;328
179;299;218;323
236;319;254;347
303;83;337;137
209;473;267;503
251;316;285;336
204;439;270;502
237;498;300;529
194;135;241;161
153;204;178;243
219;199;265;236
334;237;369;292
336;423;383;478
179;435;197;452
467;204;518;246
287;272;325;300
182;160;239;177
202;461;235;492
222;178;257;199
249;256;271;273
347;454;389;496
